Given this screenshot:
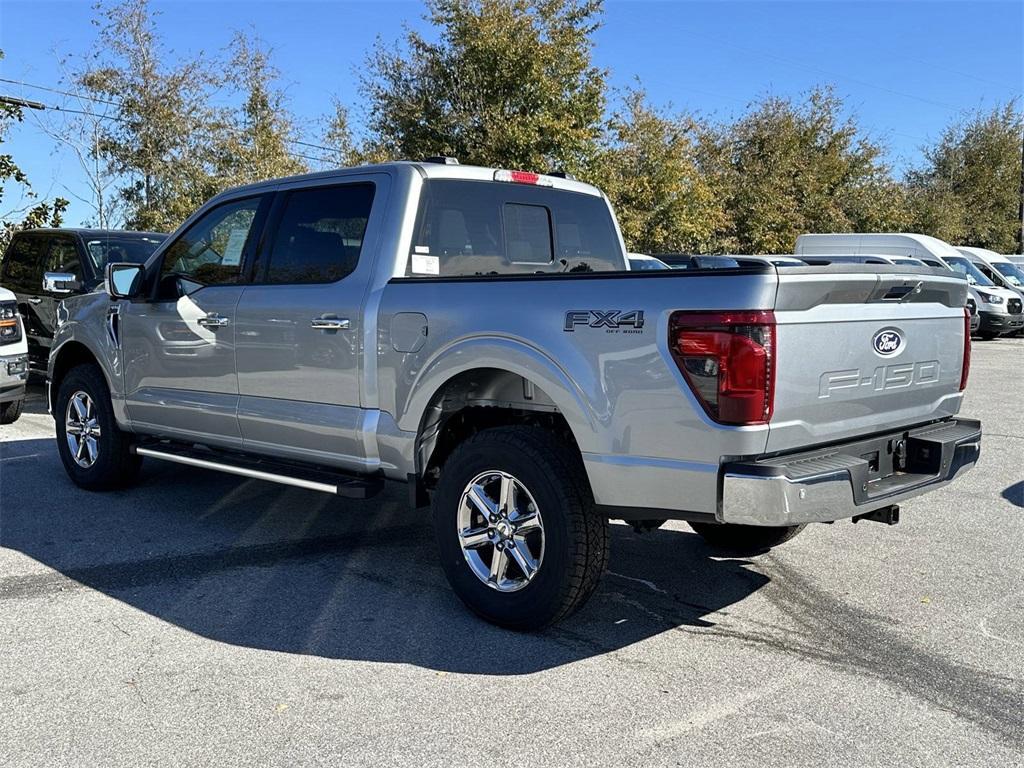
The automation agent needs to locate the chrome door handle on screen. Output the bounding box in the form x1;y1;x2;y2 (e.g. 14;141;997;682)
311;317;350;330
197;314;230;328
28;297;43;305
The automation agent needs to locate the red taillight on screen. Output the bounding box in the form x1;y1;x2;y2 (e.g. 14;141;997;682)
960;307;971;391
669;310;776;425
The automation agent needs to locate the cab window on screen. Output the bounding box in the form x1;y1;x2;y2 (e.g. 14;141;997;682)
261;184;375;284
160;196;264;289
44;236;82;283
1;233;47;293
409;180;623;277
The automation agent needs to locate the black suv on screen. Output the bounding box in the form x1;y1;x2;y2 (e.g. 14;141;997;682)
0;229;166;374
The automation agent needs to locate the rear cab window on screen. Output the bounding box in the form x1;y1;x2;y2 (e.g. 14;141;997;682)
407;180;624;277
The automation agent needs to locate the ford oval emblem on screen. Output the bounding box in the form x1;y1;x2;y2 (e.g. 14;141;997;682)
872;328;903;356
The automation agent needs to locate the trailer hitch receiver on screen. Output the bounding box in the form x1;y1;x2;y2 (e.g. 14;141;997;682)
852;505;900;526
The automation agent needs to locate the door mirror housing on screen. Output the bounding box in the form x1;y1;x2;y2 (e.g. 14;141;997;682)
106;263;145;299
42;272;81;295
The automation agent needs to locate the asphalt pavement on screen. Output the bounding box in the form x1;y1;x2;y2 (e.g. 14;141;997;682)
1;337;1022;767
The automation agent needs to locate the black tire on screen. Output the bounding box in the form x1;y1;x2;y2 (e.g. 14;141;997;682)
689;521;805;555
432;426;609;630
55;364;142;490
0;397;23;424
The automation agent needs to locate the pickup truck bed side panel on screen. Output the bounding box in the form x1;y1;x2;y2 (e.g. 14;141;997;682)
377;272;779;514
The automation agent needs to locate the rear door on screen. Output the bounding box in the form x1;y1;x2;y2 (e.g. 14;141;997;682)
121;195;271;446
233;175;388;470
767;268;969;453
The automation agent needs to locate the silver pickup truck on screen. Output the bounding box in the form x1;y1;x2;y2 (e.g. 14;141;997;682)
44;160;981;629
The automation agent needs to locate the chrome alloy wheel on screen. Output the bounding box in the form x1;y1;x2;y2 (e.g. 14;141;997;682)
457;470;545;592
65;391;101;468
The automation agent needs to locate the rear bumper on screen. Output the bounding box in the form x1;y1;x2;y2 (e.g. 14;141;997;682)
720;417;981;526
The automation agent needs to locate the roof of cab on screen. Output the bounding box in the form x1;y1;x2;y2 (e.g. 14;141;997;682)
14;228;167;239
209;160;605;203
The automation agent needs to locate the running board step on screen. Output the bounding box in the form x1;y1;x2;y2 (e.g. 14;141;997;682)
132;444;383;499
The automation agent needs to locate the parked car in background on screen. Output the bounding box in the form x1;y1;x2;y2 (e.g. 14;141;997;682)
958;247;1024;296
42;160;980;629
626;253;670;270
0;229;167;375
724;255;807;268
795;233;1022;340
0;284;29;423
799;253;902;266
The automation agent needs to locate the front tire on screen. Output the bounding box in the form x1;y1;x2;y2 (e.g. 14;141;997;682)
432;426;609;630
55;364;142;490
689;522;805;555
0;397;23;424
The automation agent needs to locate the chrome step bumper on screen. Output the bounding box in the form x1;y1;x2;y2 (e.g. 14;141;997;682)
720;418;982;526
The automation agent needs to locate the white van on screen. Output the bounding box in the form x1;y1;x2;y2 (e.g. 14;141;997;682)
957;246;1024;296
795;233;1023;339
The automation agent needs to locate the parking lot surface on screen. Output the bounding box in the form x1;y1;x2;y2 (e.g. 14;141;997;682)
1;337;1022;767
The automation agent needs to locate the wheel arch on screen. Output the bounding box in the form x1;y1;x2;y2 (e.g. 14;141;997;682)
414;366;590;499
48;340;107;413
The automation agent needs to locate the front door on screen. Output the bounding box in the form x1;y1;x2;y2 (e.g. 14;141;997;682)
234;177;386;469
121;194;270;447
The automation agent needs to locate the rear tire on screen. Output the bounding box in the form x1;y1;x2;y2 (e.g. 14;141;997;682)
0;397;23;424
690;522;805;555
432;426;608;630
55;364;142;490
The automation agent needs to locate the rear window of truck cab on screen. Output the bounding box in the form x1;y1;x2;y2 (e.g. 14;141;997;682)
407;180;624;277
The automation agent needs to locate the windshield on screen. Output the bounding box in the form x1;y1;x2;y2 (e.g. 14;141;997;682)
85;234;167;270
993;261;1024;287
944;256;994;286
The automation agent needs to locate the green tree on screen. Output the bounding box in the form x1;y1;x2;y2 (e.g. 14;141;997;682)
701;88;906;253
907;102;1023;252
358;0;607;175
1;52;69;252
219;32;307;187
79;0;226;231
597;90;726;254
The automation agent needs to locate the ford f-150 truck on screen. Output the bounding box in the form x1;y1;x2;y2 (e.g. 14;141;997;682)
44;161;981;629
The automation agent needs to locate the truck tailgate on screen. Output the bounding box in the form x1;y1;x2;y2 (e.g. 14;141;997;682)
767;268;969;453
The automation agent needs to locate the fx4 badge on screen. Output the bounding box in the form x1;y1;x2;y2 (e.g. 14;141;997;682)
564;310;645;333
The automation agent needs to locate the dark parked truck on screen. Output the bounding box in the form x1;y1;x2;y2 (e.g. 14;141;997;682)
0;229;166;375
43;162;981;629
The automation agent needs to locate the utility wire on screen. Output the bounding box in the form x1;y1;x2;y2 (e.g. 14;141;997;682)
3;76;339;158
0;77;121;107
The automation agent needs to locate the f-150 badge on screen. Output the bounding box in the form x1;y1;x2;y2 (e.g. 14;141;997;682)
564;310;645;332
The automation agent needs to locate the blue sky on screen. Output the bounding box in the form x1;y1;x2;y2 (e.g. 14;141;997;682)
1;0;1021;227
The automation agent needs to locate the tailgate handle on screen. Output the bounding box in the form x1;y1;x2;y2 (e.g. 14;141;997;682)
883;282;923;302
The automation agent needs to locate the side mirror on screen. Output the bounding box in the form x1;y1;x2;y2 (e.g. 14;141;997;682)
42;272;81;294
106;263;145;300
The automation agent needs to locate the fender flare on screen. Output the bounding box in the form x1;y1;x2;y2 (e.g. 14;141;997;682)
401;335;606;455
